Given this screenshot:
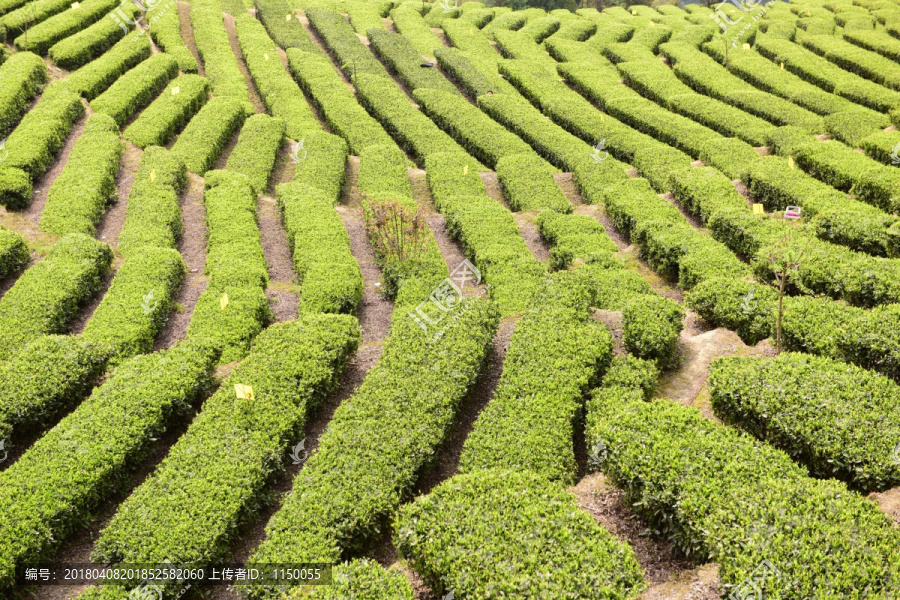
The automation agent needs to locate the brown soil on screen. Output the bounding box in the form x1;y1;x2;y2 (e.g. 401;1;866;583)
575;203;628;250
592;309;625;356
23;108;88;226
431;26;452;50
479;171;506;205
335;206;393;344
656;324;758;410
513;211;550;263
95;142;143;249
426;214;464;270
408;167;436;211
266;136;296;195
154;173;208;350
753;146;770;156
222;13;266;114
177;1;204;77
870;487;900;525
68;267;118;335
341;155;362;208
659;191;706;232
553;172;582;205
570;473;714;589
690;160;705;167
212;124;243;172
732;180;752;203
258;194;300;322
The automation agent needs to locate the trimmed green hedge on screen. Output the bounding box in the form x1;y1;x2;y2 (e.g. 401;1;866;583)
661;41;824;134
118;146;186;257
367;27;460;95
12;0;118;54
40;113;122;237
0;87;84;189
286;48;398;155
427;151;545;314
48;2;139;70
91;316;360;589
0;335;111;442
124;75;210;149
355;73;483;169
171;96;248;175
0;51;46;138
477;92;600;173
302;560;414;600
291;131;349;200
226;113;285;194
433;45;517;97
277;182;362;314
743;156;899;257
0;341;219;592
395;469;646;600
460;270;614;483
185;171;271;362
0;0;76;38
146;0;198;73
536;211;617;270
0;234;112;361
495;29;556;63
190;0;252;110
243;299;498;599
60;32;151;99
0;227;29;280
305;6;386;79
346;0;383;34
686;277;777;345
844;28;900;62
392;1;443;56
586;391;900;597
81;248;185;361
599;177;750;289
235;14;319;139
497;153;569;212
799;33;900;91
413;88;543;169
754;34;900;112
710;352;900;492
255;0;319;51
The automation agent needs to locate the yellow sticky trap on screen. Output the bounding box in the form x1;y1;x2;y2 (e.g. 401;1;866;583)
788;156;795;170
742;43;750;50
71;1;79;7
780;62;785;69
463;164;468;175
149;169;156;182
171;86;180;95
600;113;605;122
220;292;229;310
234;384;255;400
650;20;655;27
264;53;270;60
286;13;291;20
752;203;765;215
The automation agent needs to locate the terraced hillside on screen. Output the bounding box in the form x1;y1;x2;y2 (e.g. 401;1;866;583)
1;0;900;597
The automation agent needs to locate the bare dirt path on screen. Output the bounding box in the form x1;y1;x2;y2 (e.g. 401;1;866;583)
177;1;204;76
259;192;300;322
154;173;208;349
95;142;143;249
222;12;266;114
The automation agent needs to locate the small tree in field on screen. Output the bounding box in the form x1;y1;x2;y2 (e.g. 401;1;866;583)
365;198;429;266
765;226;810;354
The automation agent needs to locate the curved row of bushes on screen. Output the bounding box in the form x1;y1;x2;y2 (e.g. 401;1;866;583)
147;0;199;72
185;170;271;362
60;33;151;99
235;14;319;140
90;316;360;595
0;341;219;592
124;75;210;149
171;96;248;175
286;48;398;155
40;113;123;237
0;227;28;280
426;151;545;314
48;2;140;70
0;234;112;361
0;51;46;138
190;0;253;111
709;352;900;492
225;113;285;194
13;0;118;54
